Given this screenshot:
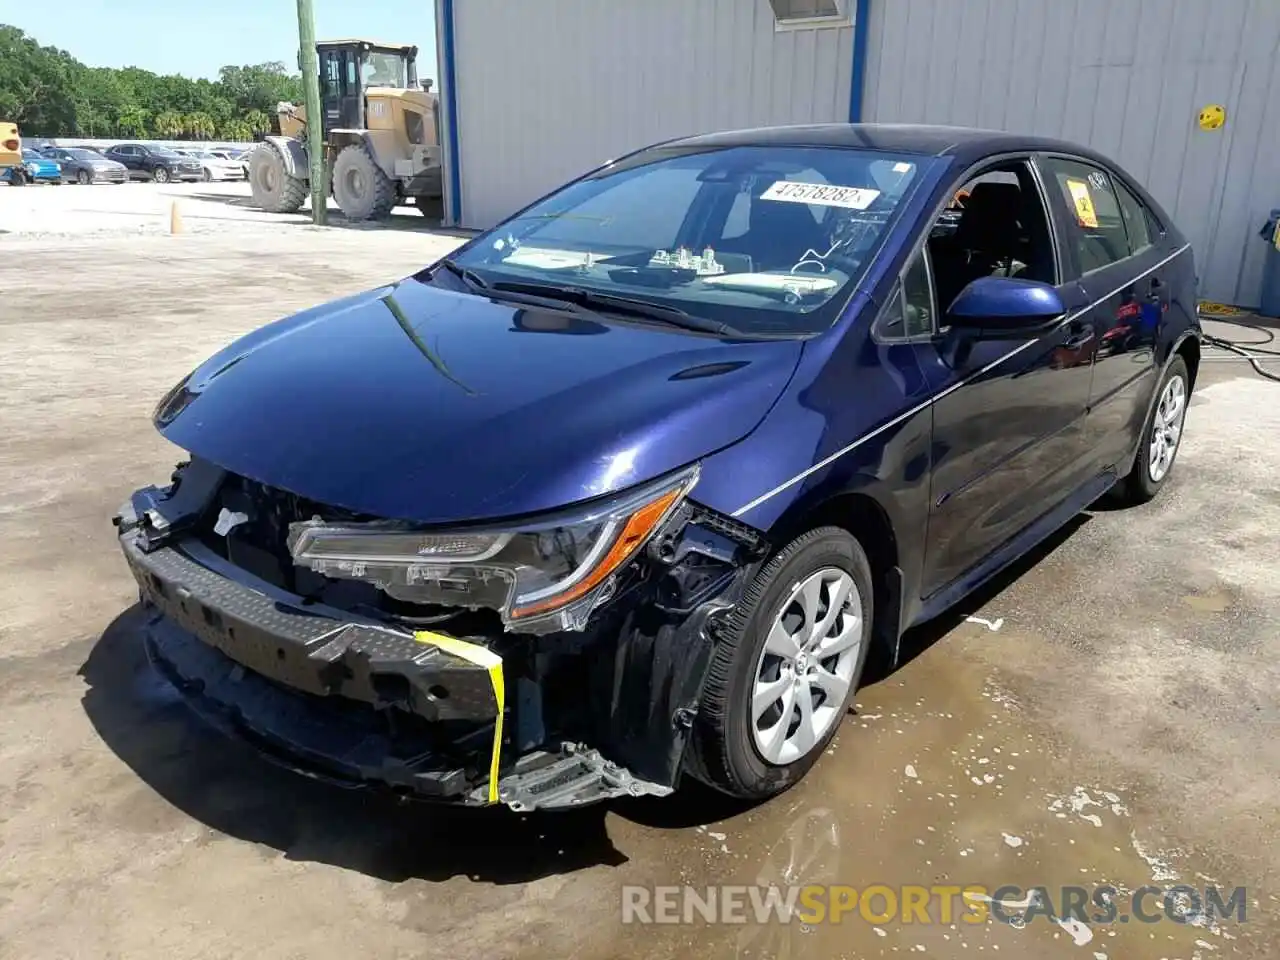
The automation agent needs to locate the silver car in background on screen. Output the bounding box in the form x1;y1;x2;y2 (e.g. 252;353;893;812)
40;147;129;184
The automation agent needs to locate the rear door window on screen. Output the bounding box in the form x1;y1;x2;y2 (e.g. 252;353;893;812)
1042;157;1131;274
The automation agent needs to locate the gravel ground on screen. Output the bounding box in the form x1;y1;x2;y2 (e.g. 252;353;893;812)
1;182;1277;959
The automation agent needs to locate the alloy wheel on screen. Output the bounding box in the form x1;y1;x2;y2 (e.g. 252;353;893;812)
750;568;862;765
1148;374;1186;483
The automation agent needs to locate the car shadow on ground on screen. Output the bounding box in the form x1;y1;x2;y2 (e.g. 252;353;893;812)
78;605;628;885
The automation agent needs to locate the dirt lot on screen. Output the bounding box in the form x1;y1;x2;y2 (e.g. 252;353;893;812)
1;182;1278;959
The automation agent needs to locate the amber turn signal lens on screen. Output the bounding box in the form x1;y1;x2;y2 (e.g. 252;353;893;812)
509;486;683;619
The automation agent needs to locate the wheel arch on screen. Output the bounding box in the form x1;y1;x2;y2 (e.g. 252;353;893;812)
329;129;402;180
765;481;906;666
1176;334;1201;391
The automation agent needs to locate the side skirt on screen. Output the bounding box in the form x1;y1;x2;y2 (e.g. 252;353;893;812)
910;469;1117;629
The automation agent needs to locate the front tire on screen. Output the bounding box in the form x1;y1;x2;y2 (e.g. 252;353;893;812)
76;169;91;185
153;166;170;184
332;143;396;221
202;168;212;182
1116;355;1190;504
248;144;307;213
688;527;873;800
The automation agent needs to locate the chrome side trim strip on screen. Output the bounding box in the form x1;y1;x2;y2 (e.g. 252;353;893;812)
731;243;1192;519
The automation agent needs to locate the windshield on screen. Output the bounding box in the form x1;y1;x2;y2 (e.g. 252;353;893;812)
67;149;100;160
363;51;408;87
153;148;181;158
445;145;932;337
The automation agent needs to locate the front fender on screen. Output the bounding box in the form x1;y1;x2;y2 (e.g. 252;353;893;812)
261;135;308;180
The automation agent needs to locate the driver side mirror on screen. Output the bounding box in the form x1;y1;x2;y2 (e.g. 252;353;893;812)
946;276;1065;336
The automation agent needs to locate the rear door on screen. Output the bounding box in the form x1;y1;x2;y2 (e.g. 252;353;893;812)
1037;155;1167;472
112;146;141;177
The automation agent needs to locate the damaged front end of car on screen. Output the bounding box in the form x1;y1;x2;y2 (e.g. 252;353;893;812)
115;457;767;810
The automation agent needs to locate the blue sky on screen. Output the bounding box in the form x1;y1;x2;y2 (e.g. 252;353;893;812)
4;0;438;80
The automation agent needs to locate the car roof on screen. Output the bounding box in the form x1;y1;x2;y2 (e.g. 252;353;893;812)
665;123;1106;166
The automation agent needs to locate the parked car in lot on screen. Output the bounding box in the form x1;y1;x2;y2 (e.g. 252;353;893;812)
117;124;1200;811
3;148;61;185
181;149;248;181
103;143;202;182
211;149;251;177
38;146;128;184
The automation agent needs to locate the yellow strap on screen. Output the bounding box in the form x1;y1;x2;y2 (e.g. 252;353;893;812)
413;630;505;804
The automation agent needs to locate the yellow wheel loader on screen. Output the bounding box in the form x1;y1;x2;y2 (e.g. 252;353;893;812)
248;40;443;221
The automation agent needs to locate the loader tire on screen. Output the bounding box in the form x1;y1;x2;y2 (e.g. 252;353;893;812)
332;143;395;221
249;143;306;214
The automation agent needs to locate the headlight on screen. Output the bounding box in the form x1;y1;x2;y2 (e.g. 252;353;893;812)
288;466;699;633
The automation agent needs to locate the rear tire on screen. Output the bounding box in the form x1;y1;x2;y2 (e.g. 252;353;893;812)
332;143;396;221
687;527;873;800
248;144;307;214
1115;355;1190;505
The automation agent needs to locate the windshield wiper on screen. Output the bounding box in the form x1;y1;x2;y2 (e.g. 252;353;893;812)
488;280;732;335
433;258;489;291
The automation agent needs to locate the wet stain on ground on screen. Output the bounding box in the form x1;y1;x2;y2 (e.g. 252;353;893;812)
605;635;1270;959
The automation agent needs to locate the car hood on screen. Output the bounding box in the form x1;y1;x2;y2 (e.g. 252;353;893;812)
94;159;126;170
157;277;803;524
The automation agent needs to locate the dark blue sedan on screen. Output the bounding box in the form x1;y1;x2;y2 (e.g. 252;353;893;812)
116;124;1199;809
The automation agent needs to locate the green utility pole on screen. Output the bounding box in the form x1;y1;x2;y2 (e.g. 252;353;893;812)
296;0;327;225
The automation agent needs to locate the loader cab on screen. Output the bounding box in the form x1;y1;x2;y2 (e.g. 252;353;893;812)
313;40;418;137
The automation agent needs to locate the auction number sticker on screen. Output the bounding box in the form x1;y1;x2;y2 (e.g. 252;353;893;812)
761;180;881;210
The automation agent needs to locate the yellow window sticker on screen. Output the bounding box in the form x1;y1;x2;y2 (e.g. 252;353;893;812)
1066;178;1099;229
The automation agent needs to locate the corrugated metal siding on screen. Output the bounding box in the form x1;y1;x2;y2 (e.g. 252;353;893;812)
863;0;1280;307
450;0;854;228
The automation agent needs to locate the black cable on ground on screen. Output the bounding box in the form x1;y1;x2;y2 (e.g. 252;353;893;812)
1196;310;1280;383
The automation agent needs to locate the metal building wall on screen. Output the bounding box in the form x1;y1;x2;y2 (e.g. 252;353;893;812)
861;0;1280;307
446;0;854;229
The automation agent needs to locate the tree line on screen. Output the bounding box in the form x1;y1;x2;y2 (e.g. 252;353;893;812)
0;24;302;141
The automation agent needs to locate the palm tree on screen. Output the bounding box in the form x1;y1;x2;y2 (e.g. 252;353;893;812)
244;109;273;135
153;110;184;139
183;111;216;140
219;118;253;143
